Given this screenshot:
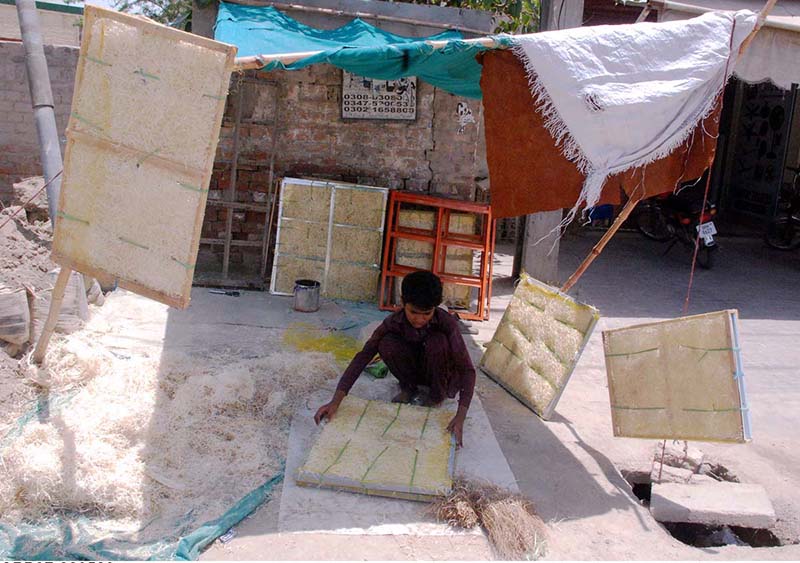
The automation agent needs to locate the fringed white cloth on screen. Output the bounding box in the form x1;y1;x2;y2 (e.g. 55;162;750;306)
511;11;757;226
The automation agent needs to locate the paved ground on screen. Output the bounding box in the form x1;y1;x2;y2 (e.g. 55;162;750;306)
471;231;800;559
197;229;800;560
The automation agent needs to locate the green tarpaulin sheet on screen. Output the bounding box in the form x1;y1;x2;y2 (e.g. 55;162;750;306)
214;1;512;98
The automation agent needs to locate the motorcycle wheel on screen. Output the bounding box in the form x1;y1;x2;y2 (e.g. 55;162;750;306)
696;245;715;269
636;203;673;242
765;215;800;250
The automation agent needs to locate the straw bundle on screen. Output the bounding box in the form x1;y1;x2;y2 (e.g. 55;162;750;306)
1;290;340;542
430;479;548;560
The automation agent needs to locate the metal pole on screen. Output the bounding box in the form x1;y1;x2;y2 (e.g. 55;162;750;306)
16;0;63;225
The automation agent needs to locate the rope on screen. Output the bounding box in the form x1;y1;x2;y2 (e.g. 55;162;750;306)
409;449;419;491
683;19;737;315
319;438;351;480
353;401;370;432
419;408;431;440
682;160;714;316
0;170;63;231
360;445;390;484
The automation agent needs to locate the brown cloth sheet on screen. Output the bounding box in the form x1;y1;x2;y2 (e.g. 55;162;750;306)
478;50;722;218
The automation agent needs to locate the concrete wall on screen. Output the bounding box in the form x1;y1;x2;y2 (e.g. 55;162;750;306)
192;0;497;39
0;4;82;47
0;41;76;202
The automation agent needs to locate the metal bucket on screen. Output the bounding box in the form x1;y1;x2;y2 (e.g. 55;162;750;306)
293;279;321;312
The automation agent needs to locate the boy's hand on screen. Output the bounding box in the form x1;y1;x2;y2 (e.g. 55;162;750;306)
314;402;338;424
447;412;466;448
314;390;347;425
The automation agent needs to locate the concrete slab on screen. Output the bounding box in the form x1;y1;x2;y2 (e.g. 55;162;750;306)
651;482;777;528
278;376;518;535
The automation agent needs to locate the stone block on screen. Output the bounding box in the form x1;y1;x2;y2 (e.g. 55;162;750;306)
651;482;776;529
654;442;705;471
689;473;719;485
651;464;694;484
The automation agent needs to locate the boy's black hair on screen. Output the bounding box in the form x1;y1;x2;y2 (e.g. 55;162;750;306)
401;271;443;310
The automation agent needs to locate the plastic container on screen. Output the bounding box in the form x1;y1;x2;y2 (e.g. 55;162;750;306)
293;279;321;312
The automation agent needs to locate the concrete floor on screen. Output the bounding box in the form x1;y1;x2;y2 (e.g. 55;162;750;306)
195;229;800;560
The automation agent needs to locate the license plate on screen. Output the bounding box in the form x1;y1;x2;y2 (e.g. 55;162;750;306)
697;221;717;244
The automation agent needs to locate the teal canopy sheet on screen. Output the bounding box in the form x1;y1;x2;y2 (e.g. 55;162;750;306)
214;2;512;98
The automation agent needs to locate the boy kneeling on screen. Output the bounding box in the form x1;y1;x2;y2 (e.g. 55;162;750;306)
314;271;476;446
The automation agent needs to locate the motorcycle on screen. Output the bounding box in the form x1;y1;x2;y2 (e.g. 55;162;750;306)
764;166;800;251
635;183;719;269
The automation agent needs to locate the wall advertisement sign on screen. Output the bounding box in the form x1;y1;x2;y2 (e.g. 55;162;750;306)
342;71;417;121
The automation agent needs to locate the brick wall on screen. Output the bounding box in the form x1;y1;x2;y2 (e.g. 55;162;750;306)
0;41;76;202
0;42;489;281
202;66;489;279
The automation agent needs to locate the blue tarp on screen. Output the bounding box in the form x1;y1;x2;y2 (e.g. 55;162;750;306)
214;1;512;98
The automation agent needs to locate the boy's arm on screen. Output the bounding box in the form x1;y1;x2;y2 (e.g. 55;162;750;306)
450;326;476;410
446;322;477;446
336;322;387;395
314;321;387;424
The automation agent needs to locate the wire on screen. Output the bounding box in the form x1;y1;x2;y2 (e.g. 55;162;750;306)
682;20;738;315
681;160;714;315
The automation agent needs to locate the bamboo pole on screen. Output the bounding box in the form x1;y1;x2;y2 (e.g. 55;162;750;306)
32;267;72;364
736;0;778;57
560;0;779;294
233;37;501;71
560;193;643;293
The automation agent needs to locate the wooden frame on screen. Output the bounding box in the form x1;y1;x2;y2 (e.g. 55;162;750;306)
50;6;237;309
603;310;751;442
379;191;496;321
480;274;599;419
270;178;390;301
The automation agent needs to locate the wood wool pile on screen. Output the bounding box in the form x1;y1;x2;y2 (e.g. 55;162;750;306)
0;291;339;543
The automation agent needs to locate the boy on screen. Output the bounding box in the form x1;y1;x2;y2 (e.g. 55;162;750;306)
314;271;476;446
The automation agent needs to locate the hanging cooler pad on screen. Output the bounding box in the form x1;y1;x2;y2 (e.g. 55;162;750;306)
603;309;751;442
480;273;599;420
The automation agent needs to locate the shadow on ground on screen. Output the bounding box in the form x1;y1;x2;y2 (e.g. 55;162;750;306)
555;231;800;320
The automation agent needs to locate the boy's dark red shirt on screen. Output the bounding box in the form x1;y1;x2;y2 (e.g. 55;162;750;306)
336;308;476;409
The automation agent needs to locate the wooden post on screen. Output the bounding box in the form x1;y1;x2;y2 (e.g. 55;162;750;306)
560;194;643;293
260;81;282;281
32;267;72;364
222;79;244;279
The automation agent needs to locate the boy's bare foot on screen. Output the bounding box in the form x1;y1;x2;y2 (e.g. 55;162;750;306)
392;389;414;403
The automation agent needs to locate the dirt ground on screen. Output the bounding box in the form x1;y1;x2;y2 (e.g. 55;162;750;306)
0;206;54;432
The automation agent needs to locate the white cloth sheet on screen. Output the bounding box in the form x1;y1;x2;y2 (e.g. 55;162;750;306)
662;9;800;90
511;11;757;223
